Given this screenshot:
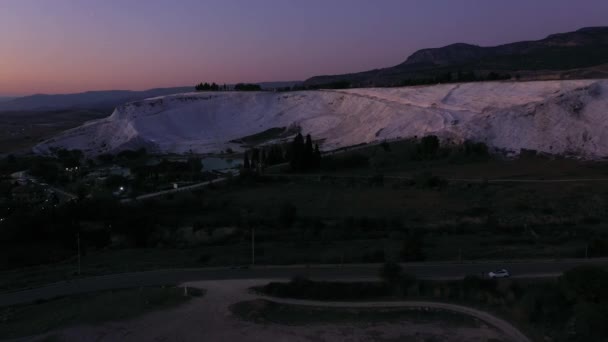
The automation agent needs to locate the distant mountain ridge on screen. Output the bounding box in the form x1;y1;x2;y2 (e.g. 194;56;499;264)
305;27;608;87
0;87;193;113
0;81;302;113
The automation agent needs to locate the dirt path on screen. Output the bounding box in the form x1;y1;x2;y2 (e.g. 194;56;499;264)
25;279;526;342
259;296;531;342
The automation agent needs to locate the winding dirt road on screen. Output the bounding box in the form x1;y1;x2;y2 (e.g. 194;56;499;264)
260;296;531;342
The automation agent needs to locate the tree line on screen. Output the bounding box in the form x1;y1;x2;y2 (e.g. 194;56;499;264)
234;83;262;91
195;82;263;91
242;133;321;173
194;82;227;91
399;70;512;87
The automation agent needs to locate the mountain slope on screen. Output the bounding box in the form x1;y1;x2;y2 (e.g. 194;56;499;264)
0;87;193;112
305;27;608;87
35;79;608;158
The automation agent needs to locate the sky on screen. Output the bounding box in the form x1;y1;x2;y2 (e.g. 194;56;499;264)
0;0;607;96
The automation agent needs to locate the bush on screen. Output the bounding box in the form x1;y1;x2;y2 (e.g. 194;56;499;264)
418;135;440;158
379;262;403;284
278;202;297;228
401;231;425;261
234;83;262;91
413;172;448;190
464;140;489;158
258;277;389;300
321;153;369;170
588;238;608;257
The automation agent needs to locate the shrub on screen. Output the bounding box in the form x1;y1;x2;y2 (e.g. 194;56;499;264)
413;172;448;189
278;202;297;228
588;238;608;257
418;135;440;158
321;153;369;170
379;262;403;285
401;231;425;261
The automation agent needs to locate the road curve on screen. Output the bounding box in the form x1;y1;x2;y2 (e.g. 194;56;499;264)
261;296;531;342
1;258;607;307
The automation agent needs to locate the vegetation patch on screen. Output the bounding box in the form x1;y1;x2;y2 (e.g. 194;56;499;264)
230;299;481;327
254;264;608;342
0;286;203;339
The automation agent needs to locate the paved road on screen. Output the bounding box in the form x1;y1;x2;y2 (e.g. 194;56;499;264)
264;296;531;342
2;258;607;307
268;173;608;183
11;171;78;201
121;177;228;203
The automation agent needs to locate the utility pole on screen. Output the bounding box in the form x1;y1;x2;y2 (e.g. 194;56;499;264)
251;225;255;266
77;232;81;276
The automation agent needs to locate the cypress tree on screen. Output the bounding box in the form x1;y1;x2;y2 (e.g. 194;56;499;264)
251;148;260;166
313;144;321;169
290;133;305;171
304;134;313;170
243;152;250;169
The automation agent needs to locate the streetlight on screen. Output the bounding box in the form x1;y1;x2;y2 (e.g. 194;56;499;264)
243;209;255;266
252;225;255;266
77;232;81;276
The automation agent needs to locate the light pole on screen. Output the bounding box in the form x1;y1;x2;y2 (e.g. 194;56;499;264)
77;232;81;276
244;209;255;266
251;225;255;266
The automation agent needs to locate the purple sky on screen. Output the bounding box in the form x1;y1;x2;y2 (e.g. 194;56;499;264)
1;0;607;96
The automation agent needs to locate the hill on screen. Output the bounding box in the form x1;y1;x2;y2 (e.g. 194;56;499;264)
35;79;608;158
305;27;608;88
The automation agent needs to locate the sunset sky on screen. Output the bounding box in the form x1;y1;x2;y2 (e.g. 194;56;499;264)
1;0;607;96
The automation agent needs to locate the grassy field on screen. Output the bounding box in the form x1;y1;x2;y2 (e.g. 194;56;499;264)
0;109;108;154
252;266;608;342
2;139;608;291
309;139;608;180
0;286;203;340
230;298;481;327
2;161;607;291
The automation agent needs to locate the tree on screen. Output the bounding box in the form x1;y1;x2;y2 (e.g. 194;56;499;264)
313;144;321;169
401;230;425;261
418;135;440;158
187;157;202;179
380;262;403;285
55;148;83;168
234;83;261;91
304;134;313;169
290;133;305;171
243;152;250;169
266;144;286;165
464;141;489;158
97;153;114;164
195;82;221;91
30;159;60;183
278;202;297;227
251;149;260;167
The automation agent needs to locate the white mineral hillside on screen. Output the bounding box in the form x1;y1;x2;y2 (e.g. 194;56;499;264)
35;79;608;158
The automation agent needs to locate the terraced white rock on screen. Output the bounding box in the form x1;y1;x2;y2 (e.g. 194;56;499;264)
35;79;608;158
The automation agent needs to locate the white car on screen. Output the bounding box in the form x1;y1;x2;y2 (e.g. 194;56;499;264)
488;269;510;278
